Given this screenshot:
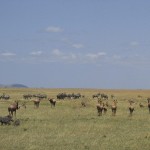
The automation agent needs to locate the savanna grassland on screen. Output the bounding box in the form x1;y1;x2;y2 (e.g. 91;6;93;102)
0;88;150;150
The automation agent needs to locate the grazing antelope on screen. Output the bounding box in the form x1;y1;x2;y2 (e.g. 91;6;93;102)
111;100;117;116
8;101;19;117
33;98;41;108
129;102;134;116
96;100;103;116
147;98;150;113
48;98;56;107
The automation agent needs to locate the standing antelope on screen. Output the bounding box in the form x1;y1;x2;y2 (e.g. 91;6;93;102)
96;100;103;116
8;101;19;117
111;100;117;116
103;103;107;114
48;98;56;107
129;101;134;116
33;98;41;108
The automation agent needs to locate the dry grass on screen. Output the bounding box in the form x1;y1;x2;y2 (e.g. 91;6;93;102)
0;88;150;150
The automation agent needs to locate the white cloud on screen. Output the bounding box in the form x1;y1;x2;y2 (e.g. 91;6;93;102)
50;50;107;63
72;44;84;49
30;51;43;56
1;52;16;56
52;49;63;56
130;41;139;46
45;26;63;32
86;52;106;60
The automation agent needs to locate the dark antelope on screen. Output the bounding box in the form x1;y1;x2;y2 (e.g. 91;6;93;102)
48;98;56;107
8;101;19;117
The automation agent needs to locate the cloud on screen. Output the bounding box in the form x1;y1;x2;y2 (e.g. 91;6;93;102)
52;49;63;56
130;41;139;46
45;26;63;33
30;51;43;56
72;44;84;49
51;49;77;63
86;52;107;60
0;52;17;62
1;52;16;56
49;50;108;63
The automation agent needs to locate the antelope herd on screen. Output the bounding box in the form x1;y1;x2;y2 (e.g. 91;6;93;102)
0;91;150;125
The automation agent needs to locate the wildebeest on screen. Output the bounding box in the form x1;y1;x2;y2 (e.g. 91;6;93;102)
48;98;56;107
111;100;117;116
57;92;81;100
57;93;67;100
93;93;101;99
0;93;10;100
33;98;41;108
33;94;47;99
0;115;13;125
101;93;108;100
8;101;19;117
23;94;32;99
129;102;134;116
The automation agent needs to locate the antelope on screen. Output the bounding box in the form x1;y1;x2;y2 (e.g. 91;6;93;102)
111;100;117;116
96;100;103;116
48;98;56;107
8;101;19;117
103;103;107;114
129;102;134;116
33;98;41;108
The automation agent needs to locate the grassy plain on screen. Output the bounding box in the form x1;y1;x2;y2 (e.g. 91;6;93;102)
0;88;150;150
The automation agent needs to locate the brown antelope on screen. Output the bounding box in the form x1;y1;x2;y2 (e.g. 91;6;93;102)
8;101;19;117
103;103;107;114
96;100;103;116
33;98;41;108
129;102;134;116
48;98;56;107
111;100;117;116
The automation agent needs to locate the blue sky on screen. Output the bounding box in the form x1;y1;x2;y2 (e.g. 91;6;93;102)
0;0;150;89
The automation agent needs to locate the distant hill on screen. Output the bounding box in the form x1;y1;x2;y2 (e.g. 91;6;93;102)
10;84;28;88
0;84;28;88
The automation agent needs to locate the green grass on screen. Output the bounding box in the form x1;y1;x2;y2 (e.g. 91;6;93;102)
0;88;150;150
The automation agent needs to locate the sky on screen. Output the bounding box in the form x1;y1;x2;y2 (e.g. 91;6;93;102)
0;0;150;89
